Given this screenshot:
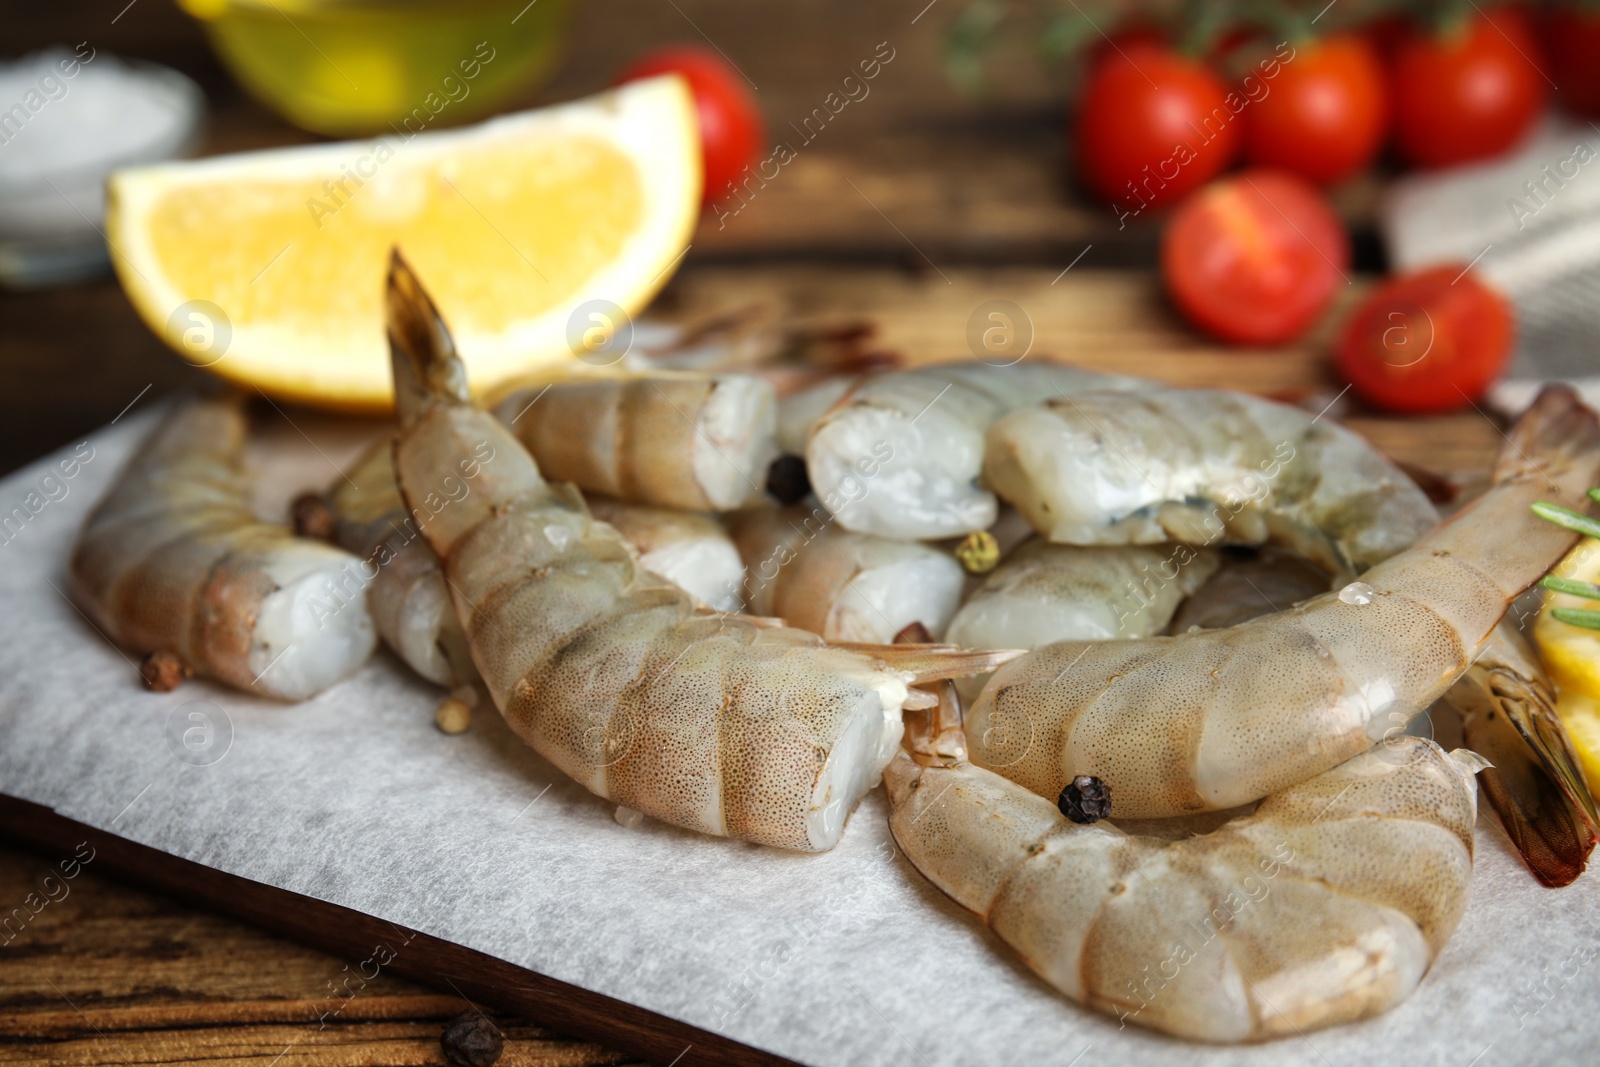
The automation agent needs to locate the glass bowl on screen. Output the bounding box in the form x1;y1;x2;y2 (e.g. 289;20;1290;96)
177;0;571;137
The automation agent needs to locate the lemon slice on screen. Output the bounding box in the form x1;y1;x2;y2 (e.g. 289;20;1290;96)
1555;690;1600;799
1535;537;1600;800
107;76;700;412
1535;537;1600;698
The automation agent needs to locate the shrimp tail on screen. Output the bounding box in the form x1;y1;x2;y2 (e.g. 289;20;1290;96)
1494;385;1600;486
1448;628;1598;887
387;248;469;422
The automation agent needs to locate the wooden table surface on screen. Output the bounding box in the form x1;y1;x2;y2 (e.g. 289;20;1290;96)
0;3;1508;1065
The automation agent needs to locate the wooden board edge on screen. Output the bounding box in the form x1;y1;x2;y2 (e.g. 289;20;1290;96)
0;792;798;1067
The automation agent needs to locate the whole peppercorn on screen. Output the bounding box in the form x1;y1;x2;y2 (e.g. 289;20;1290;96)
1058;775;1112;824
765;455;811;505
139;650;189;692
440;1011;504;1067
290;492;335;541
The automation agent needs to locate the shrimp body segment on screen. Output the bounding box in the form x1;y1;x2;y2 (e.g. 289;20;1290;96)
327;439;474;688
387;254;1008;850
728;506;966;643
966;387;1600;818
886;736;1479;1042
944;541;1222;651
71;394;377;700
984;389;1437;575
805;361;1138;540
585;497;745;613
493;373;778;511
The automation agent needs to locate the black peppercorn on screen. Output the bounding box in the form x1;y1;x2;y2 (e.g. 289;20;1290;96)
765;454;811;505
441;1011;504;1067
1058;775;1111;824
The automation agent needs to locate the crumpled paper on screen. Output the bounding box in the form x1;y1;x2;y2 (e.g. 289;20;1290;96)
1;408;1597;1067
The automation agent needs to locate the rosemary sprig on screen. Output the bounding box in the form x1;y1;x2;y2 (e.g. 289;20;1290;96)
1533;488;1600;631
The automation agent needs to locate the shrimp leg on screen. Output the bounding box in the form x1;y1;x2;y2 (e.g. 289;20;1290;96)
71;394;377;700
385;251;1013;850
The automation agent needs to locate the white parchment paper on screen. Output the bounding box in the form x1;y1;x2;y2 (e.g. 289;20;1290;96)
1;409;1597;1067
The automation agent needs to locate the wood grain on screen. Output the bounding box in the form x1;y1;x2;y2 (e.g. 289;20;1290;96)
0;798;790;1067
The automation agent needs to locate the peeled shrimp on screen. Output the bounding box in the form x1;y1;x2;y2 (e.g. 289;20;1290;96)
491;371;778;511
70;394;376;700
726;505;965;643
965;387;1600;818
945;540;1221;651
585;497;744;613
385;252;1009;850
984;388;1437;575
805;360;1138;540
888;701;1481;1042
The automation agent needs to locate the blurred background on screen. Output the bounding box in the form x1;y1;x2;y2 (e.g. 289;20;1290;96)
3;0;1595;475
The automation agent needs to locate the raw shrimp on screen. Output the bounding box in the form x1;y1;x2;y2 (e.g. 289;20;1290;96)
326;439;475;688
944;541;1221;651
726;506;966;643
1171;548;1598;885
984;388;1437;575
887;700;1481;1042
70;394;377;700
385;251;1011;850
491;371;778;511
585;497;744;613
965;386;1600;818
805;360;1139;540
326;447;749;682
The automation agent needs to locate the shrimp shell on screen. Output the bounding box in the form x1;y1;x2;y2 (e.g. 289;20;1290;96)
492;372;778;511
726;505;966;643
966;386;1600;818
984;388;1438;575
585;496;744;613
886;733;1479;1042
944;540;1222;650
327;438;473;688
71;394;377;700
385;252;1010;850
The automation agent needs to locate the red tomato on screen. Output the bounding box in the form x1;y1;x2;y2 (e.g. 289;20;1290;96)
1162;170;1350;345
1335;266;1514;414
1390;8;1547;168
1074;44;1242;213
617;47;763;208
1242;34;1387;185
1542;5;1600;118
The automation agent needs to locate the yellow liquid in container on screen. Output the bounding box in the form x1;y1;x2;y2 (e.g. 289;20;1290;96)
179;0;571;137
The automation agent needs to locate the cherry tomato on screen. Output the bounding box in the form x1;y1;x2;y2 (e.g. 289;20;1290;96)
1074;44;1242;213
617;46;763;208
1335;266;1514;414
1162;169;1349;345
1242;34;1387;185
1541;5;1600;118
1390;7;1547;169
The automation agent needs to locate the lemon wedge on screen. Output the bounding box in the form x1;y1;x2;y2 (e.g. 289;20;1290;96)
1535;537;1600;797
107;75;700;411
